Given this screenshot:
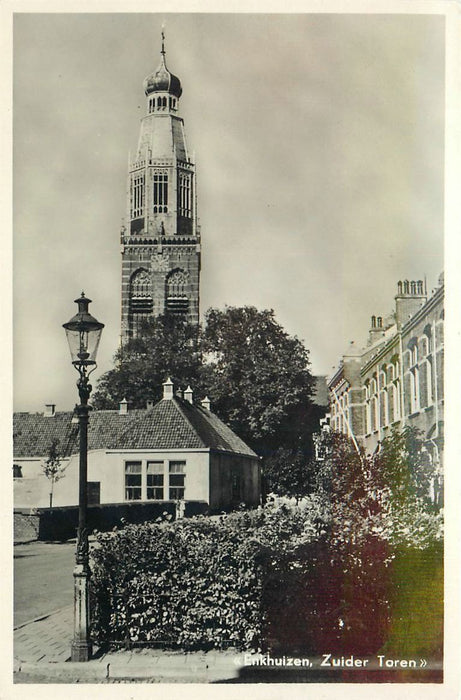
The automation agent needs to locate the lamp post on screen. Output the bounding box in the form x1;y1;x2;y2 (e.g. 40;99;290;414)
63;292;104;662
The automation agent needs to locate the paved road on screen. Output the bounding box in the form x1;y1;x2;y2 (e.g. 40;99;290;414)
14;541;76;627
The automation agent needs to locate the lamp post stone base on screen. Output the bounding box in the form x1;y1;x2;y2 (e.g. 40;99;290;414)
71;563;92;662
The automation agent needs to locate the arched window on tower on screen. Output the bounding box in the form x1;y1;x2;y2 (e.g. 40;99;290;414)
166;269;189;315
130;269;153;335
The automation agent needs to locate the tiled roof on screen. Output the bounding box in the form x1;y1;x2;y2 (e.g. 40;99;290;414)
176;399;257;456
13;412;78;459
13;400;256;459
111;398;257;456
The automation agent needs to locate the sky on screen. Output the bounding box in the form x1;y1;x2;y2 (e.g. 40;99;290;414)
12;11;446;412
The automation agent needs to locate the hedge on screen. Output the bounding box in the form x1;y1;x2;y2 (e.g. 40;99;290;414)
90;497;325;650
89;495;443;656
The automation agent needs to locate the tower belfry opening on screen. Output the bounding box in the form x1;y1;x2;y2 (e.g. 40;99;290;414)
120;32;201;341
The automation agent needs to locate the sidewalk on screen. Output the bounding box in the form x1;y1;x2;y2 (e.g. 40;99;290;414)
13;607;444;684
13;606;242;683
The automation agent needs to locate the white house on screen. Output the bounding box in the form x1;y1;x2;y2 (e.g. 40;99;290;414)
13;381;261;512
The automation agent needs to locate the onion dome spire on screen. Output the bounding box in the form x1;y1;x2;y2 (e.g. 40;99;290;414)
143;29;182;98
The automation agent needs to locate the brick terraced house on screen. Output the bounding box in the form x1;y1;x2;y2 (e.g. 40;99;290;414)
328;274;444;502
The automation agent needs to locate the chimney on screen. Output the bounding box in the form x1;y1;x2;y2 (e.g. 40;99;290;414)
44;403;56;417
146;400;154;410
163;377;174;400
201;396;211;411
395;279;427;329
368;315;385;345
119;398;128;415
184;386;193;404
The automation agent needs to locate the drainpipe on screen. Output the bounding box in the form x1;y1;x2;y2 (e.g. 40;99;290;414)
432;318;439;440
399;332;406;428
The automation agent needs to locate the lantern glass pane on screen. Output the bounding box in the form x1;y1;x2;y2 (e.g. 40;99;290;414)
65;327;103;365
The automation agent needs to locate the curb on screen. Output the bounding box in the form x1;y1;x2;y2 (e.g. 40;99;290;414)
14;658;240;682
15;660;109;681
14;539;39;546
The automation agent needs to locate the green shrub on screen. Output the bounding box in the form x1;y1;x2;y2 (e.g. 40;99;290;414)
90;498;326;651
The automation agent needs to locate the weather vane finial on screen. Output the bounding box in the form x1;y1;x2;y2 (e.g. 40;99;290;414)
161;22;166;56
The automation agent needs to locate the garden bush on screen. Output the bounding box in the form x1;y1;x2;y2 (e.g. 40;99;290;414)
90;497;326;650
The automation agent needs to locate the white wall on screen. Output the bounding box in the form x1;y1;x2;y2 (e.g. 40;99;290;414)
14;449;211;508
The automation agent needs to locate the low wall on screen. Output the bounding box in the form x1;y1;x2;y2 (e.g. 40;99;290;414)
14;511;40;543
14;501;209;542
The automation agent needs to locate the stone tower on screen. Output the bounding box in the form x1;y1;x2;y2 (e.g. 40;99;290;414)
120;32;200;341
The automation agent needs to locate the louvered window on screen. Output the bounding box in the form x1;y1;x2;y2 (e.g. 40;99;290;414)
153;171;168;213
178;172;192;218
131;173;145;218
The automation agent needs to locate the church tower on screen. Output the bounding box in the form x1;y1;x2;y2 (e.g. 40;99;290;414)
120;32;200;341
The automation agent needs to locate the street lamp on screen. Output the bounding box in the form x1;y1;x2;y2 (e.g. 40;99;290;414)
63;292;104;662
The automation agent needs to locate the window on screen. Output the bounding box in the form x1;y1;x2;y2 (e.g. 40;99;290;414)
426;356;434;406
393;379;401;420
365;401;371;434
147;461;164;499
131;173;145;218
13;464;22;478
166;269;189;314
153;171;168;213
381;388;389;427
125;462;142;500
124;459;187;501
169;461;186;500
178;172;192;218
130;269;153;336
410;368;420;413
371;396;378;432
131;269;151;298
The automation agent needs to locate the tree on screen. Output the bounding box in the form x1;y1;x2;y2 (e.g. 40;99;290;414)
92;314;202;409
263;447;313;498
371;426;437;506
42;438;66;509
200;306;316;456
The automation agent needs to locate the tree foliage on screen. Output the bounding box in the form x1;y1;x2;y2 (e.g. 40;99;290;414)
42;438;66;508
200;306;315;455
263;447;313;498
92;314;202;409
